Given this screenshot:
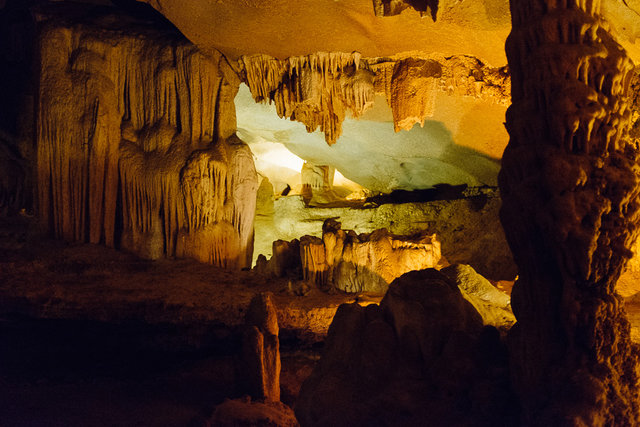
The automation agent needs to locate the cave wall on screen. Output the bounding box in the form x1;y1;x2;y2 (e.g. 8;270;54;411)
36;8;257;268
0;1;37;214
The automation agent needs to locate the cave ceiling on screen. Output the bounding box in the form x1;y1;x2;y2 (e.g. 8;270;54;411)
138;0;512;66
138;0;640;66
128;0;640;192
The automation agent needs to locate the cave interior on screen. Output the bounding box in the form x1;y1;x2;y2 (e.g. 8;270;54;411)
2;0;640;425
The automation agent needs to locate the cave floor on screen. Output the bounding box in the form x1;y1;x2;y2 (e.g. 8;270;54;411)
0;216;378;343
0;215;373;425
2;215;640;425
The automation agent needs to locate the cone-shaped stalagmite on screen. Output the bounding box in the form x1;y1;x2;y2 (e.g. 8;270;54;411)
242;292;281;402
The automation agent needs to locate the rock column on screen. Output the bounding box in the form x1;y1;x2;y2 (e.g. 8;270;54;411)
500;0;640;424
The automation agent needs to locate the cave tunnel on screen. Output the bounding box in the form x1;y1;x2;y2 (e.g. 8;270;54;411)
2;0;640;425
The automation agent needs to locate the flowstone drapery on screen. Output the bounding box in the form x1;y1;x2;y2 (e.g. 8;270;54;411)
37;12;257;268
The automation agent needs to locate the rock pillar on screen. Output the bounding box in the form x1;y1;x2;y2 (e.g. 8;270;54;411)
500;0;640;424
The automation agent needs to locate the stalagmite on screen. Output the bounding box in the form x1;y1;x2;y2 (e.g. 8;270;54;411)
37;12;257;268
296;269;516;426
500;0;640;424
241;292;281;402
279;220;442;294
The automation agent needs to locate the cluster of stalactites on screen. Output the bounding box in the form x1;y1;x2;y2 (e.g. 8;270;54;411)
37;22;257;268
241;52;510;141
240;52;375;145
372;0;439;21
371;55;510;131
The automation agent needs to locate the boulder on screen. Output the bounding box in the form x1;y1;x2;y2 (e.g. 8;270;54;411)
296;268;517;426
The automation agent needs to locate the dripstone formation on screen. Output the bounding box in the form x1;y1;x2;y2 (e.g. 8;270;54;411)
500;0;640;424
37;9;257;268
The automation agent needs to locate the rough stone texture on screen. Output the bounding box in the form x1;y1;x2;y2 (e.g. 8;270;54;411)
300;162;341;206
269;239;301;278
236;78;508;195
241;52;374;145
36;7;257;268
139;0;512;66
241;52;508;145
0;132;26;215
441;264;515;330
500;0;640;424
296;220;442;294
372;0;439;20
208;397;298;427
257;191;517;281
296;269;517;426
242;292;281;402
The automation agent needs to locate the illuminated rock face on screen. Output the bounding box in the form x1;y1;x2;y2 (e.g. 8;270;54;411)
241;52;508;146
500;0;640;424
266;192;517;281
269;219;442;294
37;13;257;268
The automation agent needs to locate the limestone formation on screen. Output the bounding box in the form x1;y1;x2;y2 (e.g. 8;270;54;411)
138;0;513;67
294;220;442;293
208;397;298;427
270;239;301;278
0;132;26;215
266;191;517;281
36;10;257;268
441;264;515;330
500;0;640;424
241;292;281;402
372;0;439;20
241;52;510;143
296;269;517;426
241;52;374;145
300;162;339;206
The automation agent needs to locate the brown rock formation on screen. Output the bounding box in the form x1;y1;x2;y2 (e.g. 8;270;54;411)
241;52;374;145
36;9;257;268
296;220;442;293
270;239;301;279
500;0;640;424
241;52;510;143
241;292;281;402
296;269;517;426
372;0;439;20
300;162;338;205
209;397;298;427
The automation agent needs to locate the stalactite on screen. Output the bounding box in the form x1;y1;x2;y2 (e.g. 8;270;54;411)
37;13;257;268
241;52;509;141
500;0;640;424
240;52;373;145
370;55;510;131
